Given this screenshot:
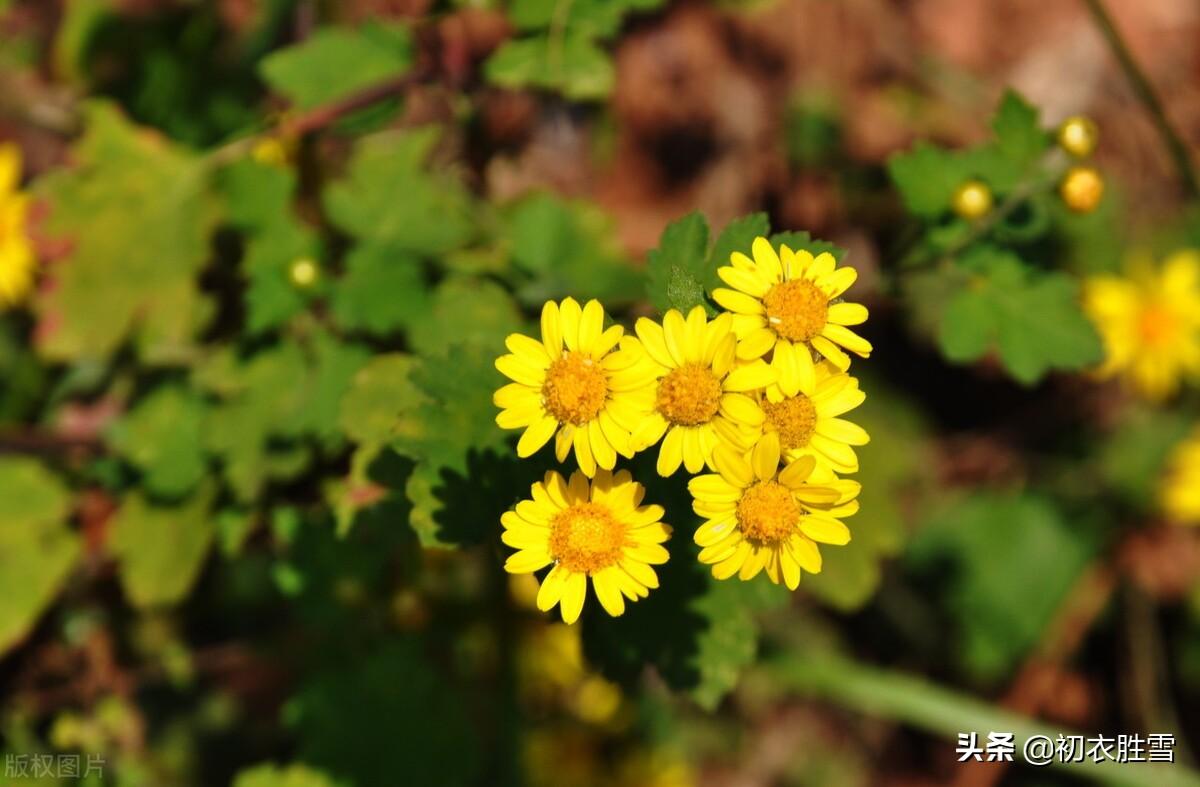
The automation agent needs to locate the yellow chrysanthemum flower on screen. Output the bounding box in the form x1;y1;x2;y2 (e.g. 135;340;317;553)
762;360;869;476
495;298;656;476
689;433;859;589
712;237;871;384
1082;251;1200;401
502;469;670;624
1161;429;1200;526
630;306;776;476
0;143;36;307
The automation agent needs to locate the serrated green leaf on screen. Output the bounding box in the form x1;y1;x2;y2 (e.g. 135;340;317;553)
484;32;614;100
330;244;427;336
887;141;966;219
507;193;641;305
111;487;215;608
107;386;208;499
935;247;1103;384
646;212;712;314
991;90;1045;173
34;102;218;363
392;344;509;546
407;277;524;357
908;494;1096;681
259;24;412;110
770;229;847;262
710;212;770;269
0;459;78;656
323;128;473;255
233;763;344;787
218;158;298;232
338;354;424;448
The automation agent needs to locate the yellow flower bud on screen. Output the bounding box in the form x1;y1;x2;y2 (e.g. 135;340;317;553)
288;257;320;288
1057;116;1099;158
952;179;993;220
1059;166;1104;213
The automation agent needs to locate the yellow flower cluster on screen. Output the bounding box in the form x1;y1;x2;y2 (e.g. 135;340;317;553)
0;144;36;307
494;236;872;623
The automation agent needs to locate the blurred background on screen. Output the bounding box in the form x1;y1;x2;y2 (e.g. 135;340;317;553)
1;0;1200;786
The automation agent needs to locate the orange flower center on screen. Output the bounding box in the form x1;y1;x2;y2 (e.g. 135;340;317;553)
763;394;817;450
764;279;828;342
736;481;801;545
656;363;722;426
542;352;609;425
1136;304;1179;346
548;502;627;574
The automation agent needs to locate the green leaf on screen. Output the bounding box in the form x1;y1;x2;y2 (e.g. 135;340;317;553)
770;229;847;262
506;193;641;305
585;537;788;709
1099;407;1194;511
233;763;344;787
259;24;412;110
330;244;427;336
645;212;712;314
295;333;373;446
338;354;424;448
218;158;298;232
407;277;524;357
243;220;320;335
484;32;615;100
908;494;1096;681
710;212;770;269
508;0;661;36
107;386;208;499
323;128;473;255
990;90;1045;174
804;379;926;610
34;102;218;363
887;141;966;219
0;459;79;656
111;488;216;608
935;247;1103;384
392;344;509;546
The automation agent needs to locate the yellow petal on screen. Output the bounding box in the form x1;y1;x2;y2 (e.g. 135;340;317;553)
821;324;873;357
573;425;597;476
827;302;868;326
712;288;765;315
496;353;546;386
719;393;764;427
505;549;552;573
537;565;567;611
736;328;776;360
717;266;771;297
800;516;851;545
723;360;775;392
811;335;850;370
578;299;605;354
560;297;583;351
822;267;857;297
752;431;781;481
711;445;753;487
541;300;563;359
635;318;676;368
752;237;783;282
593;569;626;617
681;427;706;474
662;309;689;367
517;416;558;457
815;417;870;445
657;426;684;476
777;455;817;488
560;571;587;624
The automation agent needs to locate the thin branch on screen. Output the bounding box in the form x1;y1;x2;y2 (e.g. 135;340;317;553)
1082;0;1199;198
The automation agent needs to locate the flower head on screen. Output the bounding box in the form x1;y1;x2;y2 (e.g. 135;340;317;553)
502;469;670;624
763;360;869;475
689;433;859;589
0;143;36;308
495;298;656;476
630;306;776;476
1161;428;1200;526
1083;251;1200;400
712;237;871;388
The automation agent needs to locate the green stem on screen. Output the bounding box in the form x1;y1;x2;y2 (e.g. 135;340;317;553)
768;652;1200;787
1082;0;1199;199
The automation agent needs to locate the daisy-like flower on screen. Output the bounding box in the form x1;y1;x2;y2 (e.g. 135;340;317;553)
762;359;869;476
1161;428;1200;526
689;433;859;589
502;469;670;624
0;143;36;307
630;306;776;476
712;237;871;385
495;298;656;476
1083;250;1200;401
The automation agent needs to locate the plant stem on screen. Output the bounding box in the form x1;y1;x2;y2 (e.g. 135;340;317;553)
768;652;1200;787
1082;0;1200;199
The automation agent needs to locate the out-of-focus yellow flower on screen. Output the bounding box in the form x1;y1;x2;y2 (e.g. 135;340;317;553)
689;433;859;589
1060;165;1104;213
1057;116;1099;158
713;237;870;384
495;298;656;476
0;143;36;307
501;469;670;624
1083;250;1200;400
615;748;697;787
1161;429;1200;525
251;135;296;168
630;306;775;476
